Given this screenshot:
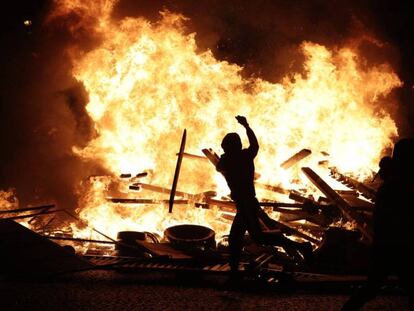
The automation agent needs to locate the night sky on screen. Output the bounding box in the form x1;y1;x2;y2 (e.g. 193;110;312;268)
1;0;413;209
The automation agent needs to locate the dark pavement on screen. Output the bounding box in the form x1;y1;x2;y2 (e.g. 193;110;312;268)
0;270;410;311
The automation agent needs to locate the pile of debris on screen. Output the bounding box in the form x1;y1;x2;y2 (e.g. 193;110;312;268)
0;133;380;286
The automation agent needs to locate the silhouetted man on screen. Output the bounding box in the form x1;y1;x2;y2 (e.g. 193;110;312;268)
342;138;414;310
217;116;312;276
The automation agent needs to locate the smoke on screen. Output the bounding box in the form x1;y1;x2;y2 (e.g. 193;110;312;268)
113;0;411;133
0;0;107;212
111;1;380;77
0;0;412;214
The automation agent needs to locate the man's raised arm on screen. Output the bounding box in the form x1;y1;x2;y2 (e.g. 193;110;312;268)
236;115;258;157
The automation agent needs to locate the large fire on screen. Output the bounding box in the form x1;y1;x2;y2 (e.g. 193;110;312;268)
4;1;403;243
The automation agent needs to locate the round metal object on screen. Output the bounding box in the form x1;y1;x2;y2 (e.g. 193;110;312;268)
164;224;216;250
117;231;146;241
116;230;147;257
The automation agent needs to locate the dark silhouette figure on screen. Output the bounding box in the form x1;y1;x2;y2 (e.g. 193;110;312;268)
216;116;312;275
342;138;414;310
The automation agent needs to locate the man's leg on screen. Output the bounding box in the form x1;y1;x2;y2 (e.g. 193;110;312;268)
245;200;313;263
228;212;247;274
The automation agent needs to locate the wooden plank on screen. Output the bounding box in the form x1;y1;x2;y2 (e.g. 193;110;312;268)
129;185;141;191
340;194;374;212
107;198;189;205
289;191;315;203
45;236;116;244
329;167;376;201
301;167;372;242
281;149;312;169
179;152;209;161
139;183;216;201
272;220;320;244
135;172;148;178
139;183;192;198
120;174;132;178
1;209;61;220
206;197;307;211
169;129;187;213
255;182;289;194
201;148;220;167
0;204;55;215
335;190;358;196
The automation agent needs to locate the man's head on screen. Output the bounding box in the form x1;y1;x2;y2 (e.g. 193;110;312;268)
221;133;242;153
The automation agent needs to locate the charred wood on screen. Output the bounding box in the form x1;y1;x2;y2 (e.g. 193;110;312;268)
289;191;315;203
136;172;148;178
129;185;141;191
335;190;359;196
274;220;320;244
201;148;220;167
45;236;117;244
340;194;374;212
169;129;187;213
329;167;376;201
120;174;132;178
139;183;189;197
0;204;55;214
2;209;61;220
255;183;289;194
179;152;209;161
108;198;189;205
281;149;312;169
302;167;372;243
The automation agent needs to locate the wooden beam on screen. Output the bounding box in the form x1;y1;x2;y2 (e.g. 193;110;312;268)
281;149;312;169
139;183;189;198
107;198;189;205
273;220;320;244
201;148;220;167
1;209;61;220
255;182;289;194
206;197;311;211
135;172;148;178
44;236;117;244
169;129;187;213
179;152;209;161
329;167;376;201
301;167;373;242
139;183;216;201
0;204;55;214
119;173;132;178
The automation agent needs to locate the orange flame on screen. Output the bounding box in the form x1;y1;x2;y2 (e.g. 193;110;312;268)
0;189;19;210
49;1;401;241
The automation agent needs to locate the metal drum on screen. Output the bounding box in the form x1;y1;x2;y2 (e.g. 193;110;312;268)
164;224;216;251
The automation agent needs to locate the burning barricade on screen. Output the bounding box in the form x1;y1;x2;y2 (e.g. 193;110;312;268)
0;1;404;285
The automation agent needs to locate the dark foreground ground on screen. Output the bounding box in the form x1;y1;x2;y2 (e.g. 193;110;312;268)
0;270;410;311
